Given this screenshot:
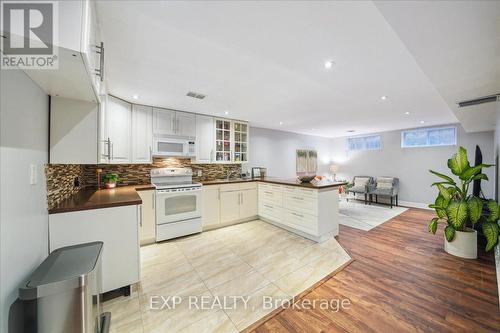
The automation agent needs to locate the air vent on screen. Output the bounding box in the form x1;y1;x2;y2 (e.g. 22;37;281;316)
457;94;499;108
186;91;206;99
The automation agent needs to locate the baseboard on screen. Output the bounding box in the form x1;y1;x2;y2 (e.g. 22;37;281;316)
398;200;432;210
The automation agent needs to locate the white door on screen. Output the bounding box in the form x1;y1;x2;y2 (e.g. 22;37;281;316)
138;190;156;245
196;115;214;163
132;105;153;163
240;189;258;219
202;186;220;227
153;108;175;135
176;111;196;137
220;190;240;224
107;96;131;163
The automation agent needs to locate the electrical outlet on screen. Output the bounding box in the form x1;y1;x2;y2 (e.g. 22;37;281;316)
197;170;202;177
30;164;37;185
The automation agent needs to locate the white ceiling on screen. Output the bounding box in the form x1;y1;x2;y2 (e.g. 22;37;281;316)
95;1;498;138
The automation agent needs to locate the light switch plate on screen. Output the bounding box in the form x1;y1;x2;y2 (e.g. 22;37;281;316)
30;164;37;185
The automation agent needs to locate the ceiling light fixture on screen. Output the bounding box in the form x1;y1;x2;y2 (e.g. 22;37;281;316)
132;94;139;100
279;121;283;125
404;111;410;115
381;95;388;100
324;60;335;69
224;111;229;115
420;120;425;124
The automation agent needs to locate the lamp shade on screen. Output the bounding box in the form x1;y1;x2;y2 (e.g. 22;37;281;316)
329;164;339;173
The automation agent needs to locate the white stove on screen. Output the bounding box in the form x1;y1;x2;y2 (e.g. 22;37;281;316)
151;168;202;242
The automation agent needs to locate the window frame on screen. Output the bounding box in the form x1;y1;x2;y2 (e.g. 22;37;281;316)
400;126;457;148
347;134;382;152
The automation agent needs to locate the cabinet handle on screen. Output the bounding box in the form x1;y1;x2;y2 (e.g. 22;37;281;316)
210;149;214;163
264;191;273;195
241;192;243;205
264;204;273;209
292;212;303;218
176;119;180;134
139;205;143;227
152;192;155;209
94;42;104;82
172;117;175;133
293;196;304;200
110;142;114;160
149;146;152;161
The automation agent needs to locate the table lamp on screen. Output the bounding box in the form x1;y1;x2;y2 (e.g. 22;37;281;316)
329;164;339;181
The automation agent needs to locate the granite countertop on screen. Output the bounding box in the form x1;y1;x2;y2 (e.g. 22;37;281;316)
48;184;155;215
201;177;347;189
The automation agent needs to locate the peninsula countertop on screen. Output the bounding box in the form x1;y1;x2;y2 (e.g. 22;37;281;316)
201;177;347;189
48;184;155;215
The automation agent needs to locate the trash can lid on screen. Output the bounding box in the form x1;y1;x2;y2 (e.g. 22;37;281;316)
19;241;103;300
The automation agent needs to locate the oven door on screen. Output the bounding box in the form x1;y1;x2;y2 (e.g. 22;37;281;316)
153;138;187;157
156;188;202;224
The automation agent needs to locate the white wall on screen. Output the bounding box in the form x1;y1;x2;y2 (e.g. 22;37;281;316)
248;127;332;178
249;124;494;206
0;69;49;333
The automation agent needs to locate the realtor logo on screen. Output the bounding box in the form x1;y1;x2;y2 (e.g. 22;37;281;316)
1;1;58;69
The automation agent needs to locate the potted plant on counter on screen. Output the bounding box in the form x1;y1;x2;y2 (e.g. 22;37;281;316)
102;173;119;189
428;146;499;259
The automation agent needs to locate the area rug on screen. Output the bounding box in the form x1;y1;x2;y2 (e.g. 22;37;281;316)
339;200;408;231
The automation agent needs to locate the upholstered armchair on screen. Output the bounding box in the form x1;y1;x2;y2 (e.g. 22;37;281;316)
348;176;374;204
369;177;399;208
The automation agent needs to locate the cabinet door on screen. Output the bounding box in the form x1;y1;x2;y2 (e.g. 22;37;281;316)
233;121;249;163
215;119;232;163
240;189;258;219
220;191;240;224
107;96;131;163
153;108;175;135
202;186;220;227
138;190;156;245
176;111;196;137
195;115;214;163
82;0;102;96
132;105;153;163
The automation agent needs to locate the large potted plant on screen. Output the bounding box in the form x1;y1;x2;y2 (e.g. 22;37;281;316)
428;146;499;258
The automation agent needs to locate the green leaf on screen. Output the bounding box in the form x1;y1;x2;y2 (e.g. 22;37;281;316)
446;201;468;229
482;222;499;252
467;197;483;224
460;164;493;181
436;184;451;201
429;170;455;184
444;225;456;242
472;173;489;181
486;200;499;222
447;146;470;177
428;218;438;234
432;195;448;218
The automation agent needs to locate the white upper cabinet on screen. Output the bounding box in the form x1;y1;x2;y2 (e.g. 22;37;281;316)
132;105;153;164
214;119;249;163
18;0;104;103
107;96;131;163
153;108;175;136
153;108;195;138
176;112;196;137
195;115;214;163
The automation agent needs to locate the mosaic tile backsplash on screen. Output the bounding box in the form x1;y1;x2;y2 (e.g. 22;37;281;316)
45;158;242;209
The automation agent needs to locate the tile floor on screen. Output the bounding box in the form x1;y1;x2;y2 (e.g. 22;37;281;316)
339;200;407;231
103;220;351;333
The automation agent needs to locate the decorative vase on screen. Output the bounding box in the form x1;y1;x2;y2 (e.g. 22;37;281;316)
444;228;477;259
105;182;116;189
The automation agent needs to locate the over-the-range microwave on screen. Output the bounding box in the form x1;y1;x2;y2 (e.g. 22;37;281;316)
153;137;196;157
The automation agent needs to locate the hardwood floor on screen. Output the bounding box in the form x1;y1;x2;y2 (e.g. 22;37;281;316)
246;208;500;332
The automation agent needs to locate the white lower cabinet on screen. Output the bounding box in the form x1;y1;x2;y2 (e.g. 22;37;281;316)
137;190;156;245
258;183;338;242
49;205;141;293
202;182;258;229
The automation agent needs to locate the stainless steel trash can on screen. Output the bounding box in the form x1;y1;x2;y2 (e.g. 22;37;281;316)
19;241;110;333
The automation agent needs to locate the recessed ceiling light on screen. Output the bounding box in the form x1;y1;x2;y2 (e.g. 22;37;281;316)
404;111;410;115
132;94;139;100
224;111;229;115
324;60;335;69
420;120;425;124
381;96;388;100
279;121;283;125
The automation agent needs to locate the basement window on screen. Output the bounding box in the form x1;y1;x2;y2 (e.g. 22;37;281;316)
347;135;381;151
401;126;457;148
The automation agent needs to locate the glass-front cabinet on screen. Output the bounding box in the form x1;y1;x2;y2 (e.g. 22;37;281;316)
214;119;249;163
